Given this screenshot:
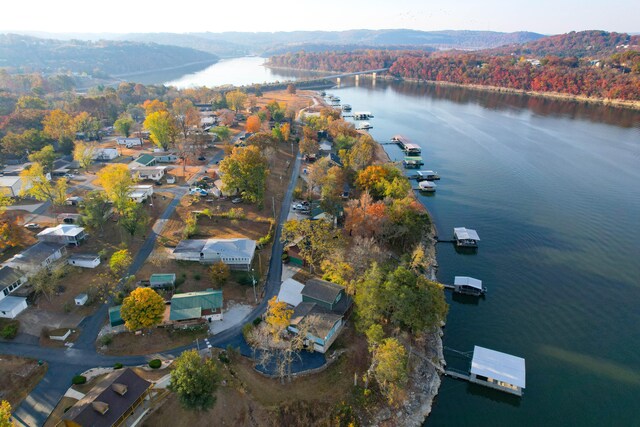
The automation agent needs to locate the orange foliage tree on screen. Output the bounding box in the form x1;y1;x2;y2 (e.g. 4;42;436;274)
344;192;388;239
246;115;262;133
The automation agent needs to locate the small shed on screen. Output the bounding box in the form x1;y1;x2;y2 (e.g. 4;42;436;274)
453;276;486;296
68;253;101;269
65;196;84;206
470;346;526;396
0;296;28;319
75;293;89;306
453;227;480;247
149;274;176;288
109;305;124;327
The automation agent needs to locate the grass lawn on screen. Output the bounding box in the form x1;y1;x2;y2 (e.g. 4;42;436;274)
0;355;48;408
100;326;208;356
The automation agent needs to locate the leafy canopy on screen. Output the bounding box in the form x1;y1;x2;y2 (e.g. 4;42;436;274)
169;349;220;410
120;287;165;331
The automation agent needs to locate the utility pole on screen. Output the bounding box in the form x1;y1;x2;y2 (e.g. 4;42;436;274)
251;269;258;304
272;196;276;219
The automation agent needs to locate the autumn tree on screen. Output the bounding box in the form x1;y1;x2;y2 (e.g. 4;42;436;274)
0;219;24;252
383;197;430;250
209;261;230;287
265;296;293;341
219;145;269;207
225;90;247;112
80;191;111;234
245;115;261;133
299;135;319;157
169;349;220;410
73;111;100;140
73;141;96;170
287;84;296;94
114;115;134;137
346;134;376;172
96;164;135;211
370;337;408;405
110;249;132;279
29;265;67;302
144;110;177;150
28;145;56;173
0;400;12;427
20;162;68;214
118;200;149;238
142;99;167;115
120;287;165;331
281;219;343;271
344;192;388;239
43;109;74;153
280;122;290;142
172;98;200;142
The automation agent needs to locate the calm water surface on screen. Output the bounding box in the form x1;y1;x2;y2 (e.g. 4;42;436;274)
161;59;640;426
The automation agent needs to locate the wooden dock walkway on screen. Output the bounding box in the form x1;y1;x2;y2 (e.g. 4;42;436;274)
444;369;471;381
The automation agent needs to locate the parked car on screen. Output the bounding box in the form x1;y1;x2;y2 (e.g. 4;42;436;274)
155;180;163;186
63;173;75;179
231;197;243;204
189;187;208;196
198;156;206;161
24;223;40;229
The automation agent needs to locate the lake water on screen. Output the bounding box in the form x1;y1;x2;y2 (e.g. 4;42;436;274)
154;58;640;425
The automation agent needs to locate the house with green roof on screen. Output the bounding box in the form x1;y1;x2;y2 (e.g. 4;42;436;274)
170;289;223;323
131;154;157;167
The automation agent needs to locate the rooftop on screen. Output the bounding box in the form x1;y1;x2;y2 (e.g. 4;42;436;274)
290;302;343;340
454;276;483;290
8;242;66;267
302;279;344;305
277;278;305;307
63;368;152;427
454;227;480;241
37;224;85;238
69;253;100;261
170;290;223;321
471;346;526;389
0;265;25;288
0;296;26;312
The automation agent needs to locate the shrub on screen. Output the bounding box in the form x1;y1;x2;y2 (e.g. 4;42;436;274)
114;362;123;369
72;375;87;385
252;317;262;326
226;207;245;220
0;322;19;339
218;351;230;364
193;273;201;281
175;276;185;287
99;334;113;346
149;359;162;369
241;323;253;341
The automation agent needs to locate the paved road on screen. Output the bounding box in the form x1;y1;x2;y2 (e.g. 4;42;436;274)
6;146;303;426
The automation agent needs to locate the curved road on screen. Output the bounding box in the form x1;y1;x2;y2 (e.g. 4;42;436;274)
5;148;302;427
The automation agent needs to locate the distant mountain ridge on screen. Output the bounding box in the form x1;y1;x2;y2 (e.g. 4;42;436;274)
14;29;545;57
0;34;218;76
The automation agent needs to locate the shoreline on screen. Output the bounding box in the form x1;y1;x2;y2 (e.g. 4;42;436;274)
370;132;445;427
266;64;640;111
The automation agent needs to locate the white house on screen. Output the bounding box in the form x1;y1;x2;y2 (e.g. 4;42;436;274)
116;137;143;147
0;176;31;197
0;266;28;300
131;166;166;181
173;238;256;270
6;242;67;275
155;154;178;163
37;225;87;246
0;296;28;319
128;185;154;203
92;148;119;161
68;254;101;269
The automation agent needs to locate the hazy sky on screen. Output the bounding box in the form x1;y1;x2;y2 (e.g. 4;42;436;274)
1;0;637;35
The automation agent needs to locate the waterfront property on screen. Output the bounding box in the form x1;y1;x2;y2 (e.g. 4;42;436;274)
391;135;422;155
353;112;374;120
418;180;437;192
403;156;424;169
414;170;440;181
453;227;480;247
172;238;256;270
356;121;373;130
453;276;486;296
62;368;153;427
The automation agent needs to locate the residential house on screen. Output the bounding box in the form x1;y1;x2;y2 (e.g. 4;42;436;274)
318;140;332;153
276;278;305;307
0;266;28;300
172;238;256;270
129;154;157;168
116;137;143;147
0;176;31;197
6;242;67;275
62;368;152;427
37;224;86;246
68;253;101;269
0;296;28;319
170;290;223;323
327;153;343;168
65;196;84;206
286;278;353;353
92;148;119;161
154;154;178;163
129;185;154;203
130;166;167;181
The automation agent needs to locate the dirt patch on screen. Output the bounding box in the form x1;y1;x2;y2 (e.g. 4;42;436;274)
100;326;208;357
0;355;47;407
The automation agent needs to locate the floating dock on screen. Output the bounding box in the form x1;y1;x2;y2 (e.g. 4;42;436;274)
392;135;422;155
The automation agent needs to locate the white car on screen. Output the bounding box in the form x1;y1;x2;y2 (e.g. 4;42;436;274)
24;223;40;229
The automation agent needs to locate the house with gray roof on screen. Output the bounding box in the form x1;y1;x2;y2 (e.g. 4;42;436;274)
5;242;66;275
0;265;27;300
37;224;86;246
172;238;256;270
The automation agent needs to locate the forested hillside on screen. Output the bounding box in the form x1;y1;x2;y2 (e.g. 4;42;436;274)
0;34;218;77
268;31;640;101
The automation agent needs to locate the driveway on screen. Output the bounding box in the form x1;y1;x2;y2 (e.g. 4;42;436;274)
209;303;253;335
17;310;84;337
